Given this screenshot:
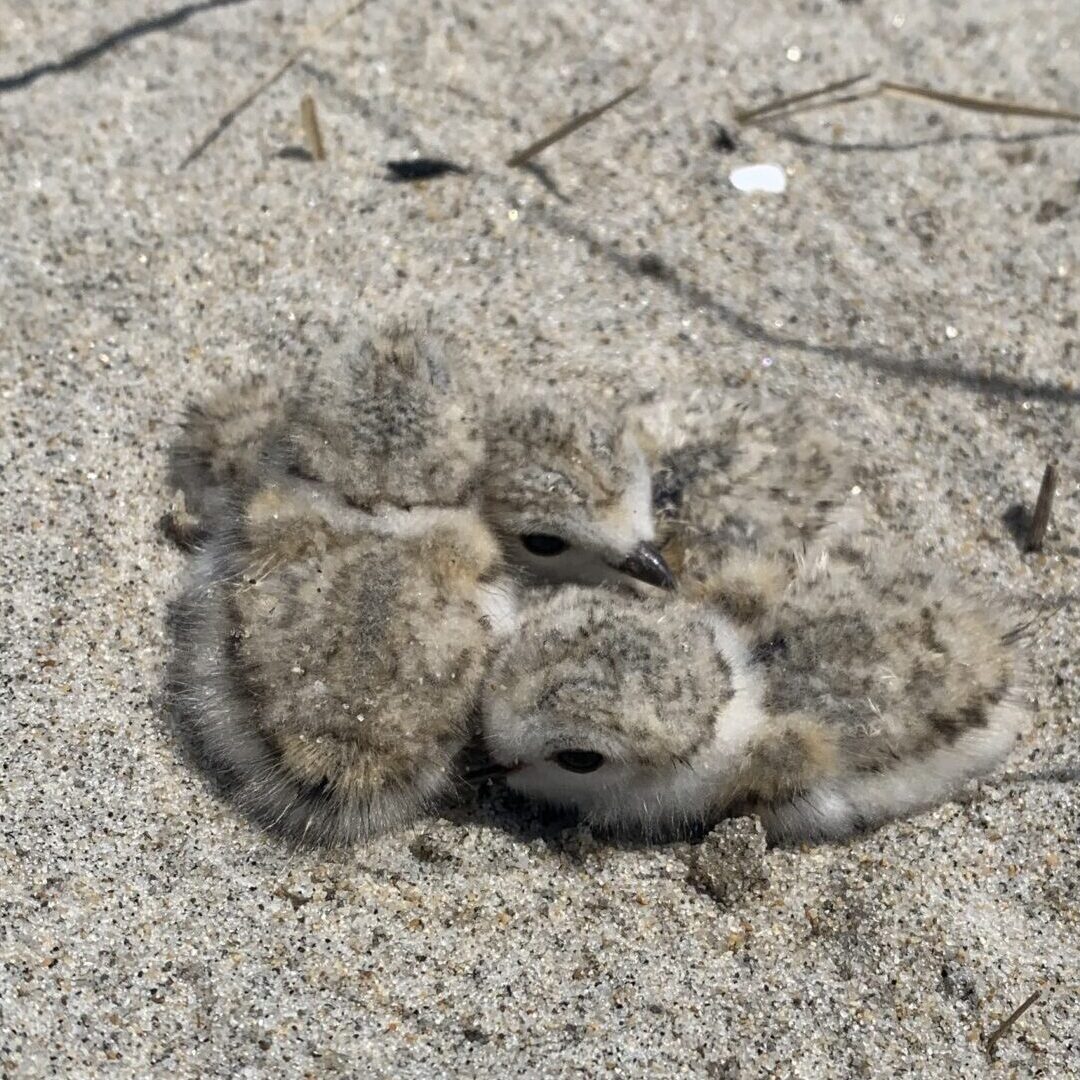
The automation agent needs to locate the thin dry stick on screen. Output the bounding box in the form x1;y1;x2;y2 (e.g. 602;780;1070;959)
735;71;874;124
880;81;1080;122
1026;464;1058;552
506;83;642;168
179;0;367;169
985;989;1042;1059
750;89;881;123
300;94;326;160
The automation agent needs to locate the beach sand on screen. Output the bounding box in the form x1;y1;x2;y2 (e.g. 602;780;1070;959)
1;1;1077;1074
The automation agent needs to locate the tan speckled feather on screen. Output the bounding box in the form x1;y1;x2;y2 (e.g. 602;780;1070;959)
169;483;510;845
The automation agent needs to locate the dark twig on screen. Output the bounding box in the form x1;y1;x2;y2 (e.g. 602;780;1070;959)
179;0;367;169
985;989;1042;1060
179;57;294;168
300;94;326;160
1026;464;1058;552
735;71;874;124
737;73;1080;129
880;81;1080;122
506;82;642;168
751;89;879;123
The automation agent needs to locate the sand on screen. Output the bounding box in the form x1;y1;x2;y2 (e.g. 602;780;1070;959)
1;0;1077;1075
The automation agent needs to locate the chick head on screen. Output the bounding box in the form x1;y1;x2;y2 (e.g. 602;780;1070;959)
481;398;674;591
480;587;762;835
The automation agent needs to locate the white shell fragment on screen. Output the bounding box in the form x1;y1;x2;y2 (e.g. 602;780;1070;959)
729;163;787;194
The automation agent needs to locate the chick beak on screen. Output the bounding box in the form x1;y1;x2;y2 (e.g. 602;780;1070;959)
615;541;676;590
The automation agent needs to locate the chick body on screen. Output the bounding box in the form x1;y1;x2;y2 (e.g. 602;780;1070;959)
170;319;484;521
637;391;867;579
170;479;512;844
480;550;1028;843
702;546;1028;840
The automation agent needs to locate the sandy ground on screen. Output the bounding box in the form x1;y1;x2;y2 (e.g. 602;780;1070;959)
1;1;1078;1076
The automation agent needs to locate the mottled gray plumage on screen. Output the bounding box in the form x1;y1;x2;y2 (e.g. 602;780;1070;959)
169;318;484;521
481;586;765;838
716;545;1029;841
480;547;1029;842
169;480;512;845
635;391;867;582
284;321;484;510
484;587;727;765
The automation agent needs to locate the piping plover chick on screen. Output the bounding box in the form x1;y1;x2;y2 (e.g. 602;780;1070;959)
635;391;868;577
481;395;675;591
479;560;1028;843
479;587;768;838
169;482;514;845
714;545;1030;841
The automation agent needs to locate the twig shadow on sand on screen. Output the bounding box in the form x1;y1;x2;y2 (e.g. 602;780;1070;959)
534;205;1080;407
0;0;254;94
765;124;1079;155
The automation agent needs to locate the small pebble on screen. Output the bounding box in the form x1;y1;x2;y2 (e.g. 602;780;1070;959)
683;817;770;907
730;164;787;194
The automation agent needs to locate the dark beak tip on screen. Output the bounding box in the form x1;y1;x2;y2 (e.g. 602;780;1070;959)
618;541;676;590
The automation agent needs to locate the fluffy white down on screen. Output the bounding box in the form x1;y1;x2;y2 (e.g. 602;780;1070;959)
760;697;1027;843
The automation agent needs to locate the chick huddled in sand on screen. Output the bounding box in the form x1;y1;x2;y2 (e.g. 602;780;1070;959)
169;321;506;842
167;317;1030;846
166;318;674;844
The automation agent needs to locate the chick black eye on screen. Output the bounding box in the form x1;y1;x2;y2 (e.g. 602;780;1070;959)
552;749;604;774
521;533;569;557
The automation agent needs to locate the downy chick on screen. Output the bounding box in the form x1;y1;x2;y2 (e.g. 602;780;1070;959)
479;553;1029;843
480;586;768;838
636;391;868;581
481;395;674;591
169;480;514;845
701;545;1030;841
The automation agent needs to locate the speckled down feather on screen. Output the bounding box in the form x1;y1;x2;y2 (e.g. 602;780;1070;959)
168;482;506;845
169;318;484;521
635;391;869;576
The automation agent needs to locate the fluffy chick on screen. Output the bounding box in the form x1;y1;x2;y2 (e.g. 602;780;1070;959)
170;332;674;591
714;545;1029;842
635;390;868;581
169;318;484;521
480;587;767;837
480;557;1028;842
169;478;513;845
481;394;674;590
